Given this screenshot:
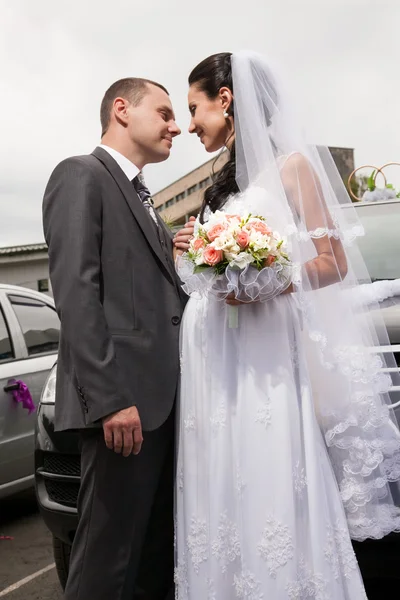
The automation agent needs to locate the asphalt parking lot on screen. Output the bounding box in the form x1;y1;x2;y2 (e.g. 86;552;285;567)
0;489;398;599
0;491;62;600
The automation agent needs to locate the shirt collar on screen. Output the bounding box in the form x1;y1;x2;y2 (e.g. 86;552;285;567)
99;144;140;182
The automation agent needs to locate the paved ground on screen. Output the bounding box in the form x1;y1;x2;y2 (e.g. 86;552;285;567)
0;489;398;599
0;490;62;600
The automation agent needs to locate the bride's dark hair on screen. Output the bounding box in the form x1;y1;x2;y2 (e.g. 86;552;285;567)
189;53;279;222
188;53;239;222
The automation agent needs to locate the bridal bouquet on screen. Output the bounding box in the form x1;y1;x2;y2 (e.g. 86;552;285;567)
177;210;293;327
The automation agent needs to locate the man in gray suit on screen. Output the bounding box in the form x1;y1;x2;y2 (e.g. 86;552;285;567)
43;77;184;600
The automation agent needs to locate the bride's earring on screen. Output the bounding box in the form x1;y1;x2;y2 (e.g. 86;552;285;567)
223;111;229;118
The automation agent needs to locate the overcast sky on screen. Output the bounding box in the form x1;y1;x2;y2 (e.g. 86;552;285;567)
1;0;399;246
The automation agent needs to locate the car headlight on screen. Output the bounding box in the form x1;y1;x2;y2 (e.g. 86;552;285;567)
41;364;57;404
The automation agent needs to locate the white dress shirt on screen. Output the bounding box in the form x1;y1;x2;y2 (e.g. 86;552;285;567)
99;144;139;182
99;144;159;227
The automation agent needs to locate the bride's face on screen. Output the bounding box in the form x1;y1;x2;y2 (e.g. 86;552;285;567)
188;85;230;153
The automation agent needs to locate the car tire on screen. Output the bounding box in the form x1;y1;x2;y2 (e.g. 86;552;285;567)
53;536;71;590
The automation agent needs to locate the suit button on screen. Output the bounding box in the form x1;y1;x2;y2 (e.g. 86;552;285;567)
171;316;181;326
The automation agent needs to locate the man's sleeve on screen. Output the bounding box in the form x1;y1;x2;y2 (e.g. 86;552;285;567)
43;157;133;423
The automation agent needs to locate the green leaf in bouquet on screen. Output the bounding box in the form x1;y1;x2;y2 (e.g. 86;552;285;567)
193;264;212;274
367;170;376;192
198;227;208;239
386;183;395;189
254;257;265;271
214;260;229;275
187;250;198;262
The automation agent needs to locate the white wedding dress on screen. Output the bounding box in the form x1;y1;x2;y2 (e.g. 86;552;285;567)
175;194;368;600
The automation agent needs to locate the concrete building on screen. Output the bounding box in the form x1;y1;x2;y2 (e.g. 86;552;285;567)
154;147;355;225
0;244;51;296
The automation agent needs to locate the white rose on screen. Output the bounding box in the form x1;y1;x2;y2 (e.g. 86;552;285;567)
213;233;237;251
193;217;202;236
206;210;227;228
194;252;205;266
249;231;269;251
228;252;255;269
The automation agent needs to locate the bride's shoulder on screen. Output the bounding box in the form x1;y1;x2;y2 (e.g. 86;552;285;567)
278;151;307;172
279;152;315;191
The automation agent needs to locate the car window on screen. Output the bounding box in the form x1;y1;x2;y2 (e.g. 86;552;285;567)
0;305;14;362
8;295;60;356
354;201;400;281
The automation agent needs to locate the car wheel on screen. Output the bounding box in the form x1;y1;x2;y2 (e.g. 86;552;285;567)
53;536;71;590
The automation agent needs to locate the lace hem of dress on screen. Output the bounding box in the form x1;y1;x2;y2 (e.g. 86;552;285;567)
294;284;400;540
346;503;400;541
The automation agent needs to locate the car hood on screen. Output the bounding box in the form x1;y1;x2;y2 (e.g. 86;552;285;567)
373;301;400;345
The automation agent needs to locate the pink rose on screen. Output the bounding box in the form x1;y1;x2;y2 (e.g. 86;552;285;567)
248;220;272;236
265;255;276;267
207;223;228;242
193;238;206;251
226;214;242;222
203;245;224;266
236;230;250;249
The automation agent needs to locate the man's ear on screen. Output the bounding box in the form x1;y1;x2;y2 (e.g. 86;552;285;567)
113;97;130;125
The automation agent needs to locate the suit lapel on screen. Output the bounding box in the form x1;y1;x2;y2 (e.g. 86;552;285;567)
92;147;174;282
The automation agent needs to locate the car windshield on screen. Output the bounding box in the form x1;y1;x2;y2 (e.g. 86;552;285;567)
352;200;400;281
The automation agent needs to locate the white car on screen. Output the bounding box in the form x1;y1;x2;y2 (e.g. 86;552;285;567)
0;284;60;499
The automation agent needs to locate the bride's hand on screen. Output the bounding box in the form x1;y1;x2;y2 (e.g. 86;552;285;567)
225;285;294;305
173;217;196;257
225;293;259;306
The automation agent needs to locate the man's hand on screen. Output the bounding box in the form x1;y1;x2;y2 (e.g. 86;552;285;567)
102;406;143;457
173;216;196;255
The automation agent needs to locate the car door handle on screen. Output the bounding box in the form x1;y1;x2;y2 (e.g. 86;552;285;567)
4;382;20;392
4;380;36;414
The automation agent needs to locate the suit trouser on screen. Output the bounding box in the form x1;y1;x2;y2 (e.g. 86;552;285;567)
64;408;175;600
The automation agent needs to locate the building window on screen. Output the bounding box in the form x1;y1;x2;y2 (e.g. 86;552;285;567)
0;306;14;362
166;198;175;208
38;278;49;293
188;184;198;195
176;192;186;202
8;295;60;356
198;177;211;189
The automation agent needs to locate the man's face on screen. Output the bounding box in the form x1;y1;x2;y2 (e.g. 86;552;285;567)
127;84;181;164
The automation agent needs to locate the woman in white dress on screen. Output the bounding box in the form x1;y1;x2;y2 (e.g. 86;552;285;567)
173;51;400;599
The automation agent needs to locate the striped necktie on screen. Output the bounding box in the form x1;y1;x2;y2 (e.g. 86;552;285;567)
132;173;159;227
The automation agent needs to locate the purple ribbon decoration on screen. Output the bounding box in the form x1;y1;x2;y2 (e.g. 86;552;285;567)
11;380;36;415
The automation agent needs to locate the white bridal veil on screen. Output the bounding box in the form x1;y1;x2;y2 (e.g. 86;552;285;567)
231;50;400;540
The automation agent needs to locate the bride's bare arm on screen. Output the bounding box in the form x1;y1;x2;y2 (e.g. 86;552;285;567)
281;153;348;291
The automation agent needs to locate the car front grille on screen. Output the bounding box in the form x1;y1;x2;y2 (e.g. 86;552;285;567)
380;345;400;412
43;453;81;477
44;479;79;508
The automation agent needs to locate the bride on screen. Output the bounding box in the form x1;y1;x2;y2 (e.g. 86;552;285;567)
172;51;400;599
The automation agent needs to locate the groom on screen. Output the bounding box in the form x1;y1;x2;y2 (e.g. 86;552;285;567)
43;78;184;599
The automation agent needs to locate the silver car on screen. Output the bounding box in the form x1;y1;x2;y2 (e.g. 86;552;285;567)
0;284;59;499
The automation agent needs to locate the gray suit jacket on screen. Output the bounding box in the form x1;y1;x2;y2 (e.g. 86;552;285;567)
43;146;186;432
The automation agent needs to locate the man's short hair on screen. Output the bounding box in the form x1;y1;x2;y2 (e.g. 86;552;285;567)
100;78;169;136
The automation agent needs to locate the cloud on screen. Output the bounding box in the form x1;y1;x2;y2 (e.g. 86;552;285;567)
1;0;399;245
